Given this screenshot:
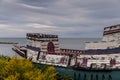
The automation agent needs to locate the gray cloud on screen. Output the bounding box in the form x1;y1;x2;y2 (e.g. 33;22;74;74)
0;0;120;37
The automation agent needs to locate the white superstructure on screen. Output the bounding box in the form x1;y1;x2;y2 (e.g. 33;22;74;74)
85;24;120;50
26;33;82;67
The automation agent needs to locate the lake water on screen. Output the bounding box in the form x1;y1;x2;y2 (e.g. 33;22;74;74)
0;38;101;57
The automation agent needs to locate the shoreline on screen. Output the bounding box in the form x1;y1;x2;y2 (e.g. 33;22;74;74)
0;42;18;44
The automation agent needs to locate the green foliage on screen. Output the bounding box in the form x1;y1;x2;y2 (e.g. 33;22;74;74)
0;56;57;80
33;63;51;72
0;55;10;60
0;55;73;80
42;67;57;80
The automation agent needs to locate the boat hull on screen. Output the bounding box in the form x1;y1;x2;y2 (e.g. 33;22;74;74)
12;46;120;80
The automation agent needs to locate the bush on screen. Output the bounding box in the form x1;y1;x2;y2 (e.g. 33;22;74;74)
0;57;57;80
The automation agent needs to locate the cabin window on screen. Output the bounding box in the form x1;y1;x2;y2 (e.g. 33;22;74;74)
96;75;98;80
84;74;87;80
74;73;76;80
78;73;81;80
108;75;112;80
102;75;105;80
91;74;93;80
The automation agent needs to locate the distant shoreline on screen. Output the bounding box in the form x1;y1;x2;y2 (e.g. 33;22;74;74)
0;42;18;44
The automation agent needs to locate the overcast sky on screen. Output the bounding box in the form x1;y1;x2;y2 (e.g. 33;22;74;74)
0;0;120;38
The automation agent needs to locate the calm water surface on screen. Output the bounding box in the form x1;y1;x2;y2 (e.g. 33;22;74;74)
0;38;101;57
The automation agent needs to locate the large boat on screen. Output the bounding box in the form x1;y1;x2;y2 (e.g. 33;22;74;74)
13;24;120;80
